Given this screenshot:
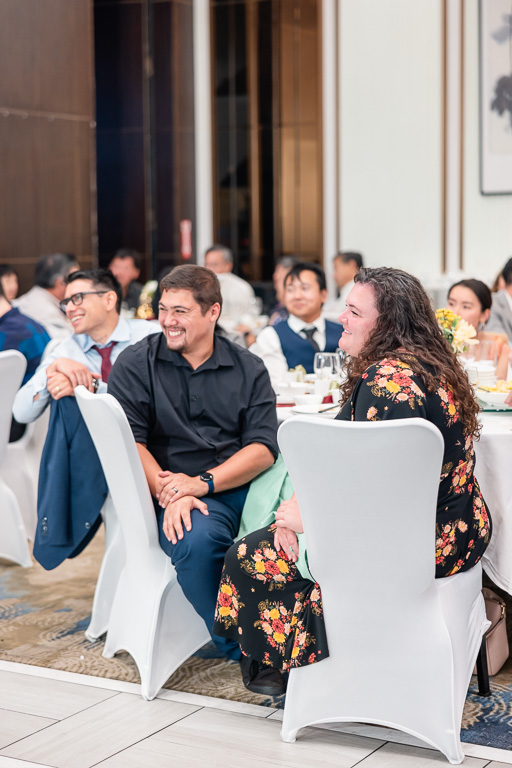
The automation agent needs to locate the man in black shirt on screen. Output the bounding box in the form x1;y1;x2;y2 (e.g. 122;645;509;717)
108;265;278;660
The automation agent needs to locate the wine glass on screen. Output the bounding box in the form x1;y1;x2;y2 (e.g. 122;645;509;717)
314;353;335;379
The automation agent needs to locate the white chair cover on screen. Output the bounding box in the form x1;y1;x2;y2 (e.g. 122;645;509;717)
75;386;209;700
0;350;32;567
278;416;488;765
1;409;50;540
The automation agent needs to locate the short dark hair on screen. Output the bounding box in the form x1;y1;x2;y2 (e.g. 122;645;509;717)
284;262;327;293
66;268;122;314
34;253;78;289
0;264;18;280
205;244;233;265
160;264;222;315
448;279;492;313
502;258;512;286
334;251;364;270
112;248;141;271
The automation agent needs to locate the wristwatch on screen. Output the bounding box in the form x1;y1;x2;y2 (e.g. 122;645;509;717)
200;472;215;494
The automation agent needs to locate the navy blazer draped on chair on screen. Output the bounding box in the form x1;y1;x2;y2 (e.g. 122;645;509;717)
34;397;108;570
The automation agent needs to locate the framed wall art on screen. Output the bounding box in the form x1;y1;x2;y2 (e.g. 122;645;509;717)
480;0;512;194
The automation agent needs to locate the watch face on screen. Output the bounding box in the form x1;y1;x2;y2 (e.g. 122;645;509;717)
201;473;213;482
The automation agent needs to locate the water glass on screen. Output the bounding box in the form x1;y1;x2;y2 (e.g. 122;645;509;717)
314;353;335;379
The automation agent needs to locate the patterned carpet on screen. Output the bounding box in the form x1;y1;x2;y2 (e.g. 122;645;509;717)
0;530;511;749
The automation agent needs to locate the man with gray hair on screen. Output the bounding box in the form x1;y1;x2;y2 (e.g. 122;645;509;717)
204;244;259;326
15;253;79;339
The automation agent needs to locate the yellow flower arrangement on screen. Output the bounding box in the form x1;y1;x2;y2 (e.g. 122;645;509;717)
435;308;479;355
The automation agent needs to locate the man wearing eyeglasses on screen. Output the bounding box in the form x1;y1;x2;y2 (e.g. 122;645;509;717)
13;269;159;424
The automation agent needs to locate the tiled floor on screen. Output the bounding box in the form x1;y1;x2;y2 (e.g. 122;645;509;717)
0;662;511;768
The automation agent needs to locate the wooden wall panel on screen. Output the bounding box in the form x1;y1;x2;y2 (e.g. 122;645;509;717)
0;0;95;293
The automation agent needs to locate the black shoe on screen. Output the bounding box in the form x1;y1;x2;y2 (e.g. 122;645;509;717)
239;656;287;696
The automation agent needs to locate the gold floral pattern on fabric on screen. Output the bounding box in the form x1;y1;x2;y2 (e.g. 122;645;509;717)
255;587;324;671
360;359;425;415
213;525;329;672
214;576;244;629
236;526;293;591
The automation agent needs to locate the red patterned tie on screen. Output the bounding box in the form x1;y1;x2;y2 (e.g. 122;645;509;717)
92;341;117;383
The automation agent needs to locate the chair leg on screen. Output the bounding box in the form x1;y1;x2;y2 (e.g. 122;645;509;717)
476;635;491;697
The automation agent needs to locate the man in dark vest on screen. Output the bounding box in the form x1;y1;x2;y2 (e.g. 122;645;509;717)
250;262;343;387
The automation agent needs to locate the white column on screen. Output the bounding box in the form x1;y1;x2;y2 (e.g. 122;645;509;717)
322;0;338;297
444;0;463;275
193;0;213;265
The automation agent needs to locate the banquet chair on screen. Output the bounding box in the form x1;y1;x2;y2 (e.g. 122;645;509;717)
0;350;32;567
1;338;60;541
75;386;210;700
278;416;488;765
1;409;50;540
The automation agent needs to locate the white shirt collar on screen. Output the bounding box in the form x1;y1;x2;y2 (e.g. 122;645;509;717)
288;313;326;335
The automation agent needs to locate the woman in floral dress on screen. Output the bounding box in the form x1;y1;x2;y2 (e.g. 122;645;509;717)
214;266;492;695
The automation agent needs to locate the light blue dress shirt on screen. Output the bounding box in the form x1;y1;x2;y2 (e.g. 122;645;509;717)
13;317;160;423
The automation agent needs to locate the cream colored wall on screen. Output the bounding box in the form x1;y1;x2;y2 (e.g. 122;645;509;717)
463;0;512;285
338;0;443;280
336;0;512;291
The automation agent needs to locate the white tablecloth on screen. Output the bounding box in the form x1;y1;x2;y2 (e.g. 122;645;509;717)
475;412;512;594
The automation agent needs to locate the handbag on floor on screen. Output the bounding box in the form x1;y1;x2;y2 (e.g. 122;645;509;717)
479;588;509;677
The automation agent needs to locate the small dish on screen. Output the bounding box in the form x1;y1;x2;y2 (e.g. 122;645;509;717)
476;390;509;408
294;393;324;406
291;404;338;418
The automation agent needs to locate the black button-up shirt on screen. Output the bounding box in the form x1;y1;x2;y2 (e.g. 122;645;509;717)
108;332;278;476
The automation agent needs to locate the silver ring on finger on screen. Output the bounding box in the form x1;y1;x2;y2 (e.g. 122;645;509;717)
172;487;179;494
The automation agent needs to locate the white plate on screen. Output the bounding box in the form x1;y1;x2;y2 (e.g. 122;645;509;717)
476;389;510;407
291;404;338;418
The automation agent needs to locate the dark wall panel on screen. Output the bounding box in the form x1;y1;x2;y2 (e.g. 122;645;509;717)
0;0;95;292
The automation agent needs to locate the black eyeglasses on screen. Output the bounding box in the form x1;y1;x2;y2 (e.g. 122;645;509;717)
60;291;109;311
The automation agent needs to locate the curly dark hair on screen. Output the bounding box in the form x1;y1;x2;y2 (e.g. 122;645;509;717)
339;266;481;438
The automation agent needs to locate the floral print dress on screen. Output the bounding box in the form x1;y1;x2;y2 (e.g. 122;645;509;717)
336;356;492;577
213;523;329;672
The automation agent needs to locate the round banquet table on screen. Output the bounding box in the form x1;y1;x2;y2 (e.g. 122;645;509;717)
475;411;512;595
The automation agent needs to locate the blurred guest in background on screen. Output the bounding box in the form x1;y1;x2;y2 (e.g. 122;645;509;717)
486;257;512;343
0;264;19;302
108;248;143;313
0;279;50;441
15;253;78;340
447;279;510;380
323;251;363;321
491;267;506;294
268;255;299;327
250;263;342;387
204;245;260;326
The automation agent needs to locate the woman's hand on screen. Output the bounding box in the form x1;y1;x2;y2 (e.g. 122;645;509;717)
274;525;299;563
275;494;304;534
